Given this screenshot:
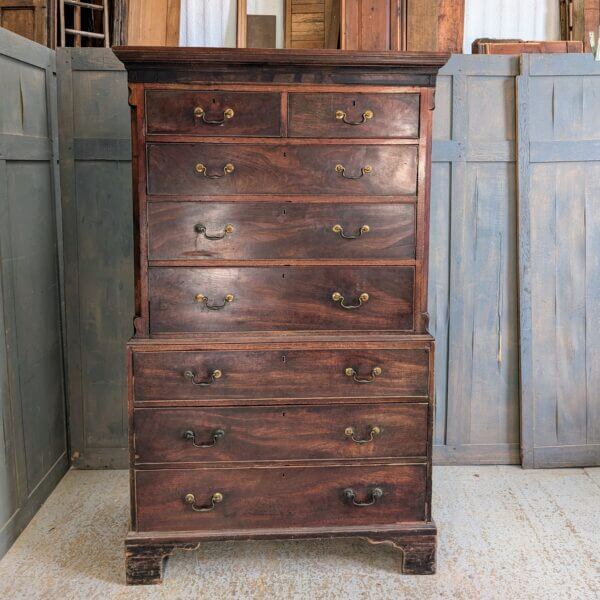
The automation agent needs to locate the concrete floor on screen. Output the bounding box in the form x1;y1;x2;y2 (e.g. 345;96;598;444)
0;467;598;599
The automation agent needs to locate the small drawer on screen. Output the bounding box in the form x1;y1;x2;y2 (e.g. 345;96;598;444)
147;202;416;261
148;266;414;333
134;403;429;464
135;463;427;531
145;90;282;137
132;347;430;402
147;143;418;196
288;93;420;138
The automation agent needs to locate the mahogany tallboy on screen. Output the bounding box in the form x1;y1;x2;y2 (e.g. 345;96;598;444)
113;47;448;585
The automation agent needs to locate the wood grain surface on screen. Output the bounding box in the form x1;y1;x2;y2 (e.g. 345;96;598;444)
148;266;415;333
147;202;416;261
146;90;282;136
134;403;428;464
135;463;427;531
133;347;430;402
288;92;420;138
147;143;418;196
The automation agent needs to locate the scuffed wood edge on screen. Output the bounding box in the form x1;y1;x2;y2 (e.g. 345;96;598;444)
365;532;437;574
125;542;200;585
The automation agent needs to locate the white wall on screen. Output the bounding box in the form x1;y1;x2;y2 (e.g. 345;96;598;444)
464;0;561;53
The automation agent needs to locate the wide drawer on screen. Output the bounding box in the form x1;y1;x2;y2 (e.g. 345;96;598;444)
135;463;427;531
147;143;418;196
145;90;282;136
147;202;416;261
133;348;430;401
288;93;420;138
134;403;428;464
148;266;414;333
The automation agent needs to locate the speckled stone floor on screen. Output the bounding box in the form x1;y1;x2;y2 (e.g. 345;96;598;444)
0;466;598;599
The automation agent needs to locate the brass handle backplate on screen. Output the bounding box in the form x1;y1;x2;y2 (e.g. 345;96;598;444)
332;292;369;310
343;487;383;507
345;366;382;383
332;224;370;239
195;163;235;178
194;223;234;240
344;425;381;444
195;293;234;310
335;164;372;179
335;109;374;125
184;492;224;512
183;369;222;386
183;428;225;448
194;106;235;125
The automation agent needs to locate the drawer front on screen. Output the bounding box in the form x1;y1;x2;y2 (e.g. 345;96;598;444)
149;267;414;333
145;90;282;136
133;348;429;401
135;464;427;531
148;202;416;261
147;143;418;196
134;403;428;464
288;93;420;138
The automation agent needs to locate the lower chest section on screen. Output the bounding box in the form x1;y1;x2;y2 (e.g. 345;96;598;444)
130;339;433;533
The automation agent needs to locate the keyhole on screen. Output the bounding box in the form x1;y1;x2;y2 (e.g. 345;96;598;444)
352;100;357;106
282;411;286;416
212;97;217;104
282;208;286;215
282;355;287;363
283;151;287;158
282;273;285;278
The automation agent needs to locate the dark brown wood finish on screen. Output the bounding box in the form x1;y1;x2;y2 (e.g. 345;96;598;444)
148;266;415;333
134;403;428;464
288;92;420;138
135;463;427;531
147;202;416;261
115;47;446;583
133;347;430;402
147;143;418;196
146;90;283;136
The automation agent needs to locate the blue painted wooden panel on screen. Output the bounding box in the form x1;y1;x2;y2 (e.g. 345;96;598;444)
0;27;68;558
431;55;520;465
518;53;600;468
57;49;133;469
